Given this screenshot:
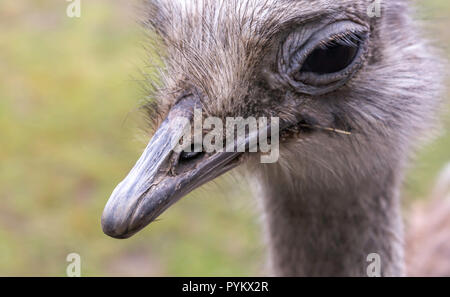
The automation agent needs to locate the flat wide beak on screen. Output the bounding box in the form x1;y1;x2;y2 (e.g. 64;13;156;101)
101;97;243;239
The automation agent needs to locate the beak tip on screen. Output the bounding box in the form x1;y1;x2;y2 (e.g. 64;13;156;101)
101;211;134;240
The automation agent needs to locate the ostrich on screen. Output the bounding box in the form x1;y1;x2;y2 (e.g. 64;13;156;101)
101;0;444;276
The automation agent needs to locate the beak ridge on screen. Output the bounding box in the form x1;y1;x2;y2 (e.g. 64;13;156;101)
101;95;284;239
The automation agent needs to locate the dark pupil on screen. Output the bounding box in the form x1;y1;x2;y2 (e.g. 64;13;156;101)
300;40;359;75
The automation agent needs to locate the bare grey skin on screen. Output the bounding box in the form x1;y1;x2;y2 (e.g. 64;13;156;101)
101;0;444;276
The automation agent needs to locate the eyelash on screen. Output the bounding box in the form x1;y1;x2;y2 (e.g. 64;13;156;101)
316;31;365;50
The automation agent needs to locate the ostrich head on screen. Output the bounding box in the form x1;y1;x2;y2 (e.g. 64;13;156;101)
102;0;442;250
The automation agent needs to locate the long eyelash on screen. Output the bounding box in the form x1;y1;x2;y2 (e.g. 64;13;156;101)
317;31;365;49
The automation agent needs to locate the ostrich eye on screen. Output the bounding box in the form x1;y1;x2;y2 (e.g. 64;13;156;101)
300;36;360;75
280;21;369;96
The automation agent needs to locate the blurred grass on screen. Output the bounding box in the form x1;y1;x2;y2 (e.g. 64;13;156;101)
404;0;450;200
0;0;448;276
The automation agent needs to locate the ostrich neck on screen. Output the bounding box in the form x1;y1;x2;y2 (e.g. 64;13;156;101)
252;166;405;277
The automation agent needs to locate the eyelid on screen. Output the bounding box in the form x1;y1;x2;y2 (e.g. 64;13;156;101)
278;20;370;96
287;21;369;72
297;31;368;83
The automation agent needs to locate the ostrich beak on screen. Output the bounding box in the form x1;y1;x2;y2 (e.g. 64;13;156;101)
101;97;245;239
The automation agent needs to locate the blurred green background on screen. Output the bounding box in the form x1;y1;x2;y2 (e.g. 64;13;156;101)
0;0;448;276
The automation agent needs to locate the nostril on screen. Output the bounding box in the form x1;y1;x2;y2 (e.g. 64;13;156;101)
179;144;205;163
180;151;203;161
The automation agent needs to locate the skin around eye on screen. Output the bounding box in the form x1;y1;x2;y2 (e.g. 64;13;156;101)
277;21;370;96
